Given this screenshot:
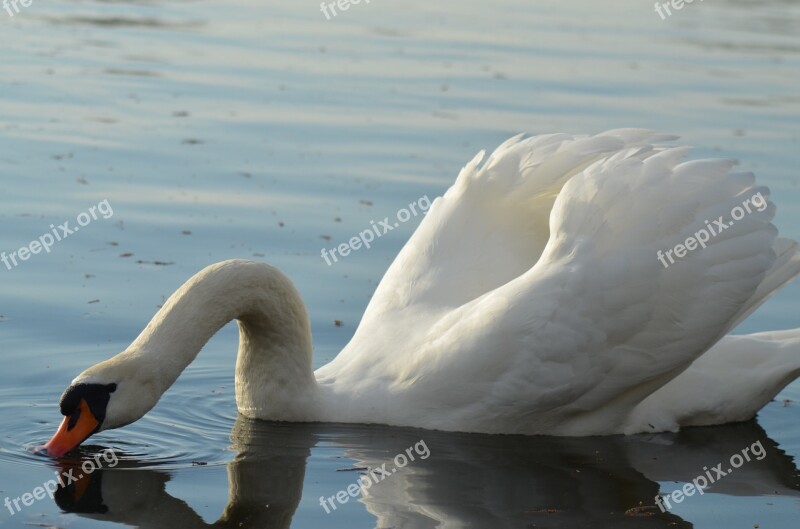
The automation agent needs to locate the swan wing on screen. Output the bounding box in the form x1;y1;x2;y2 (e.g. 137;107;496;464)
319;133;793;435
393;145;782;434
357;130;678;326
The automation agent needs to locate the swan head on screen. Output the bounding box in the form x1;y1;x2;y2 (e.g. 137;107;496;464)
43;354;162;456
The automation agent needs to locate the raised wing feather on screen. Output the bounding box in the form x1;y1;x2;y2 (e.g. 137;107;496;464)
424;146;780;434
318;132;793;436
357;130;677;327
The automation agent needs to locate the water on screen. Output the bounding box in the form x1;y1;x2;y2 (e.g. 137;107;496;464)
1;0;799;527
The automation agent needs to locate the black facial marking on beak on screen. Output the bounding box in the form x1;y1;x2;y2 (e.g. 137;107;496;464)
59;383;118;426
67;406;82;431
45;383;118;456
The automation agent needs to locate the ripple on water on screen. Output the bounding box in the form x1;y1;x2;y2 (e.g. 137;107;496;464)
0;369;240;471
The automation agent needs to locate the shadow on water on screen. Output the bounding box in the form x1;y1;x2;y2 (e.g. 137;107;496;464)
41;15;204;30
47;418;800;529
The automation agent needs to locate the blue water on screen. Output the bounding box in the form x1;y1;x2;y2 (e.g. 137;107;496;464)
1;0;799;527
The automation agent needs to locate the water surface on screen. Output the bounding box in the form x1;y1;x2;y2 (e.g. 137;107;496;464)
1;0;799;527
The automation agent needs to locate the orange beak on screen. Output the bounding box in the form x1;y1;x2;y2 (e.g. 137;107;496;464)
43;399;100;457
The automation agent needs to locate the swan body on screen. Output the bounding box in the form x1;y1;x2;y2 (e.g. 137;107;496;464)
45;129;800;455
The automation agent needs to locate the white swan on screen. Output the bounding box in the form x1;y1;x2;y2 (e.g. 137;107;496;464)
44;129;800;456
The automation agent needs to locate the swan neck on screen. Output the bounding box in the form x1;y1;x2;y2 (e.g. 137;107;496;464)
129;261;316;419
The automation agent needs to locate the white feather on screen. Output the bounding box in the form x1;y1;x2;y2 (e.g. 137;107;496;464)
72;130;800;437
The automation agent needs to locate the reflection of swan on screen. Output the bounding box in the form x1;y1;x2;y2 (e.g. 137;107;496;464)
51;420;800;529
53;419;313;529
44;130;800;455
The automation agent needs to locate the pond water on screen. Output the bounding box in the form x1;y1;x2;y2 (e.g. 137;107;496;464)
1;0;799;527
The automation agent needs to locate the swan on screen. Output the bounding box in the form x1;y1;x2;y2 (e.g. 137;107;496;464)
44;129;800;457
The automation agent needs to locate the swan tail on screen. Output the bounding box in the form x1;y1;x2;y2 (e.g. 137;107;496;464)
624;329;800;433
624;243;800;434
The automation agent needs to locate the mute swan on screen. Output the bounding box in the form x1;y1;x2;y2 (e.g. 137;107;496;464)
44;129;800;457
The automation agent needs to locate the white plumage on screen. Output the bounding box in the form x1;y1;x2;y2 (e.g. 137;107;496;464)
64;129;800;441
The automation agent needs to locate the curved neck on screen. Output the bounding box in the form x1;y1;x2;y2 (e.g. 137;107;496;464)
127;260;318;420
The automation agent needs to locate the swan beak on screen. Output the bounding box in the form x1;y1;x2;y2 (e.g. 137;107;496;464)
43;399;100;457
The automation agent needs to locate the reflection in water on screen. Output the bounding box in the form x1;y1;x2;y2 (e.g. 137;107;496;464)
49;419;799;529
